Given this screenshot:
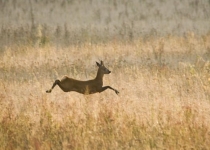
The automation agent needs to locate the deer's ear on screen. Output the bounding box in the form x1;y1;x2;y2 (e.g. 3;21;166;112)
96;62;100;67
101;61;104;66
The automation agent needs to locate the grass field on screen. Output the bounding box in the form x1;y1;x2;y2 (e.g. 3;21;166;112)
1;0;210;149
0;33;210;149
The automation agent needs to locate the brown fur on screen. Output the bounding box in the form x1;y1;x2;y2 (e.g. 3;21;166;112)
46;61;119;95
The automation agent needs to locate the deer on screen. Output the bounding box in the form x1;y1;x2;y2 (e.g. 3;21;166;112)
46;61;119;95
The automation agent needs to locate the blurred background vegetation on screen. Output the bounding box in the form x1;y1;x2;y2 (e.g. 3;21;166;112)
0;0;210;48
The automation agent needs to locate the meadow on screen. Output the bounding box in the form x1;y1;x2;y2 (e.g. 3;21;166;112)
0;33;210;149
1;0;210;149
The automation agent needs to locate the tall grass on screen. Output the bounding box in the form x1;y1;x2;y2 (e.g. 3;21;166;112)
1;1;210;149
1;0;210;49
0;33;210;149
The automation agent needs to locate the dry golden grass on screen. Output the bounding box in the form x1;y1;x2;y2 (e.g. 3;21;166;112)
0;33;210;149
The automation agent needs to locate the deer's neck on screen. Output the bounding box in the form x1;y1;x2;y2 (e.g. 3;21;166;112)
95;69;104;81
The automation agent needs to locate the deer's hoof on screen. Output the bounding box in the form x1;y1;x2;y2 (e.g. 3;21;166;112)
46;90;51;93
115;90;119;95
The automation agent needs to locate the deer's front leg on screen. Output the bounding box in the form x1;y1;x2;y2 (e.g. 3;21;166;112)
99;86;119;95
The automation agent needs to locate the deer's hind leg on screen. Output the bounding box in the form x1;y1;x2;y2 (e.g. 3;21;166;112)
46;80;60;93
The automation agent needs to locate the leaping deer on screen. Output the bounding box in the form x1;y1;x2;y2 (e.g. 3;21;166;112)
46;61;119;95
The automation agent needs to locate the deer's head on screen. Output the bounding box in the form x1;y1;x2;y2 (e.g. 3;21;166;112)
96;61;111;74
